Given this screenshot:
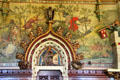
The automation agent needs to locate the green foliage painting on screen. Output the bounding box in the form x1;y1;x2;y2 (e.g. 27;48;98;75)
0;2;118;68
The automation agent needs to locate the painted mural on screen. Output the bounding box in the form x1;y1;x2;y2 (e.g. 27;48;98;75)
39;46;61;66
0;1;118;68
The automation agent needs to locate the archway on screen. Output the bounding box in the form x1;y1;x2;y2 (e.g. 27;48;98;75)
24;21;76;80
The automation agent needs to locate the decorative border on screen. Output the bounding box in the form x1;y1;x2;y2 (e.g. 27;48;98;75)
0;1;116;5
28;38;71;68
25;30;76;63
0;69;32;76
0;69;109;78
68;69;108;77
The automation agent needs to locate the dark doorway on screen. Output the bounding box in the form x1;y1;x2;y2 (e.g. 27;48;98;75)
37;70;63;80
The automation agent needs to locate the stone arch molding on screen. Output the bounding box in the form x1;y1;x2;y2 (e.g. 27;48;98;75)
24;23;77;80
31;35;70;80
26;34;73;66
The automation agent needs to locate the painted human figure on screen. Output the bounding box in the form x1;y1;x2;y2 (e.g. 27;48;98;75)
10;26;20;45
47;56;53;65
43;50;55;66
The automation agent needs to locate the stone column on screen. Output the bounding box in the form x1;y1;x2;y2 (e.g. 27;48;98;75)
111;31;120;69
32;66;37;80
109;0;120;66
107;31;120;80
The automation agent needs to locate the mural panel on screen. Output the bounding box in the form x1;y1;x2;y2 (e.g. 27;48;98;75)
39;47;62;66
0;2;118;68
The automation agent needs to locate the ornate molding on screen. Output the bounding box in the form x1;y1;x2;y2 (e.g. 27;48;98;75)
107;72;120;79
105;69;120;80
69;69;108;77
0;69;31;76
0;69;107;77
16;7;80;70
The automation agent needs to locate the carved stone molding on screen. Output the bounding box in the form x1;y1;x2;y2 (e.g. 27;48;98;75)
0;69;32;76
0;69;107;77
69;69;107;77
105;69;120;80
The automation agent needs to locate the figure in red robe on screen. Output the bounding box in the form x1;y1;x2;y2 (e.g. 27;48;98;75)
69;17;79;32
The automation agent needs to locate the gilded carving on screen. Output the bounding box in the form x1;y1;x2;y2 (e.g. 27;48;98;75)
57;27;63;36
28;32;35;42
65;32;72;42
106;72;120;80
20;41;28;51
16;53;28;69
72;61;83;70
72;41;80;52
72;54;84;69
18;61;28;69
75;54;84;60
37;26;43;36
16;53;24;61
